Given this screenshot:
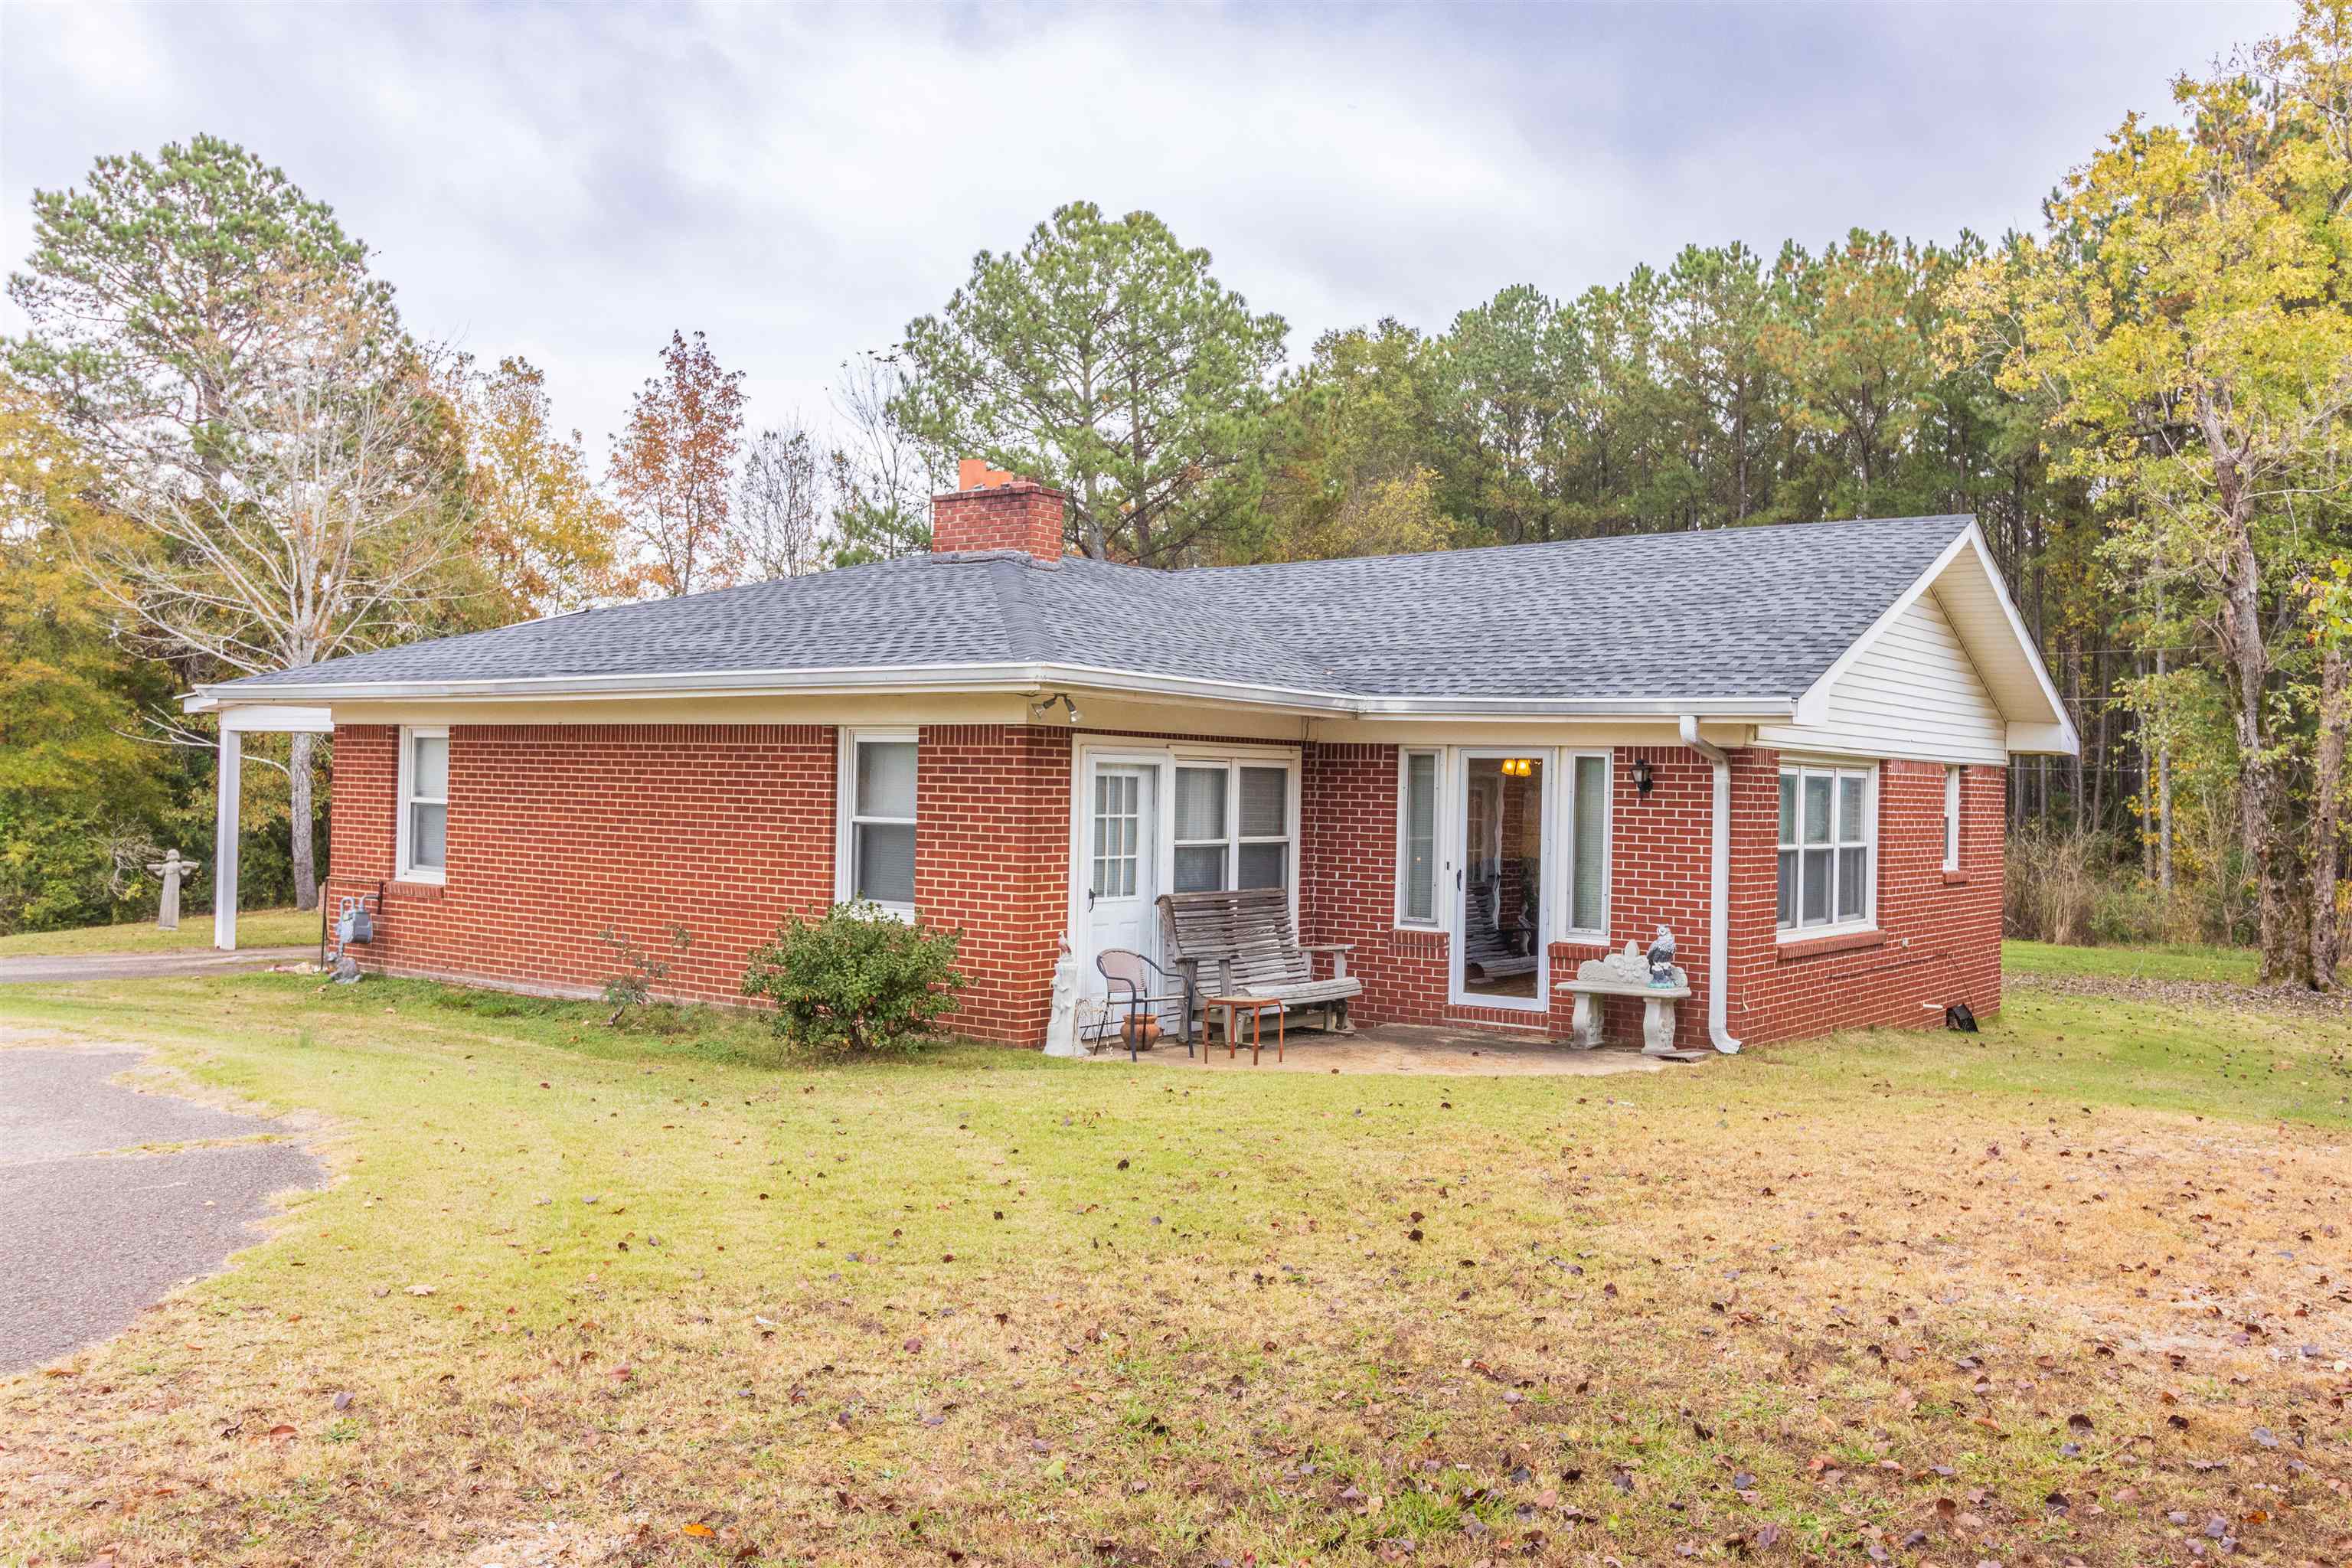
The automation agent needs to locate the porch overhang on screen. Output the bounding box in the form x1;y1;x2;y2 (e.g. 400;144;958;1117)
181;697;335;952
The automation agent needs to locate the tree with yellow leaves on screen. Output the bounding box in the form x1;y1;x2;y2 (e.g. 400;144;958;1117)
453;355;624;618
1948;0;2352;985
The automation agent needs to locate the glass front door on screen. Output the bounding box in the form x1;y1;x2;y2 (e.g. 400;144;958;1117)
1453;751;1548;1009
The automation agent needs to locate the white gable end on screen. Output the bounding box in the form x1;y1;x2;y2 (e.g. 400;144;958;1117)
1757;589;2007;765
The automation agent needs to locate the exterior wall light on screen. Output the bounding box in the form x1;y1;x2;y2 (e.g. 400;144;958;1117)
1633;756;1655;795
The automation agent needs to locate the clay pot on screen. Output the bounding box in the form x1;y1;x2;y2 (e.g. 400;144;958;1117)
1120;1015;1163;1050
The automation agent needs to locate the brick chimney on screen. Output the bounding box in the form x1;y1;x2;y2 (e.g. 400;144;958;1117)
930;458;1068;561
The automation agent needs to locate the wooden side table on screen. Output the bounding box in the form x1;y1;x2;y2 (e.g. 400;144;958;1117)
1207;995;1283;1063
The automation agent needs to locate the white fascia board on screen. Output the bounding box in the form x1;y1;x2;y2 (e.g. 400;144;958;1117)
1963;522;2077;743
189;659;1801;724
2006;720;2080;756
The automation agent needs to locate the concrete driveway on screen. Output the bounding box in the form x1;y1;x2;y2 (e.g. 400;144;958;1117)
0;1047;322;1374
0;946;314;985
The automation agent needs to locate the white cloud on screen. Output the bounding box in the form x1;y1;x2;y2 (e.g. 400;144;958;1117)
2;0;2295;466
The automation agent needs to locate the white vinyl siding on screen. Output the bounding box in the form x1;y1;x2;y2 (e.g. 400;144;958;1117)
1759;590;2007;766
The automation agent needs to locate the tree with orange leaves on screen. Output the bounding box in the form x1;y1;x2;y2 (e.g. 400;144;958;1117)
608;331;745;597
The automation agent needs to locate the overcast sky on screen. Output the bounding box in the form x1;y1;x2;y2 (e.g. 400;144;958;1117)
2;1;2291;464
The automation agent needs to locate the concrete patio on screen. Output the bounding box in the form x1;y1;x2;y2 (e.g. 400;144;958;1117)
1085;1021;1681;1076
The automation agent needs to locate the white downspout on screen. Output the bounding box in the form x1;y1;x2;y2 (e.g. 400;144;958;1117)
1678;715;1743;1054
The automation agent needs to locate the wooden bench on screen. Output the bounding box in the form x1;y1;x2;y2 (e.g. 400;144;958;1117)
1553;942;1695;1057
1461;875;1538;981
1157;887;1361;1037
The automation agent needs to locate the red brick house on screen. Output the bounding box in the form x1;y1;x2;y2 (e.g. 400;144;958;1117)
194;466;2075;1054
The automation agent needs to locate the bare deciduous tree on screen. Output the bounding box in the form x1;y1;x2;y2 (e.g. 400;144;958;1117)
735;423;829;580
80;271;466;907
828;350;947;564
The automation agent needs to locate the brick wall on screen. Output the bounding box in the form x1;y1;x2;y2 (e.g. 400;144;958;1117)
330;721;1088;1044
329;722;2002;1052
913;724;1072;1044
1298;741;2003;1050
1730;753;2004;1042
326;724;837;1004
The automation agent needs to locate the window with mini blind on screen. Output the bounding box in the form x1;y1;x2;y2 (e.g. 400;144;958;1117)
1777;763;1875;934
1944;765;1962;871
839;732;917;916
1564;752;1610;936
1398;750;1440;924
397;726;449;883
1171;762;1292;893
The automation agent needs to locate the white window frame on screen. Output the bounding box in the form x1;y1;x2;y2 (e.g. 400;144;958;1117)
1395;746;1610;939
1777;761;1877;939
394;724;448;885
836;728;919;921
1557;748;1613;941
1062;742;1302;968
1943;765;1963;871
1396;748;1444;927
1168;757;1297;897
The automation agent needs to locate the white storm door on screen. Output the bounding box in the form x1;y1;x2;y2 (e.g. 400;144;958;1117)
1083;763;1159;997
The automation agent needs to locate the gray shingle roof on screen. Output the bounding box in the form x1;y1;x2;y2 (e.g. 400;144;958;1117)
215;514;1971;709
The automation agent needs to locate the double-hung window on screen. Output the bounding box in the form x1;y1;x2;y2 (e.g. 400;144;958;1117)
841;732;918;917
1778;763;1874;933
1943;766;1963;871
397;726;449;883
1171;761;1292;893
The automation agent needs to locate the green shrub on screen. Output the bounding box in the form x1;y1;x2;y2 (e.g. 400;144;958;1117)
740;901;966;1057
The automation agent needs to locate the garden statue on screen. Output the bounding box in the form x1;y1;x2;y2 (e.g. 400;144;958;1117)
1647;925;1677;987
1043;935;1084;1057
147;849;197;931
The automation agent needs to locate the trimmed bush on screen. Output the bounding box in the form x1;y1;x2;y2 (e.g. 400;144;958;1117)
740;900;966;1057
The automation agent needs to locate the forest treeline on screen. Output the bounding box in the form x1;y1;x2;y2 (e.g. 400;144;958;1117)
4;3;2347;986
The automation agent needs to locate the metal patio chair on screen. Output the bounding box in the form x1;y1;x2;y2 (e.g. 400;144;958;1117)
1095;948;1195;1061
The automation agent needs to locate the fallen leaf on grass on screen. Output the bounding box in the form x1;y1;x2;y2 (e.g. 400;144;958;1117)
404;1285;436;1297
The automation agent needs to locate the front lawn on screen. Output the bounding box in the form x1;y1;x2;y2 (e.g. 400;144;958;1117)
0;963;2345;1566
0;906;318;958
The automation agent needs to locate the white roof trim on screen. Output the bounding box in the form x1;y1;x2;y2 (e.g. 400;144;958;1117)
188;658;1802;723
1793;520;2076;755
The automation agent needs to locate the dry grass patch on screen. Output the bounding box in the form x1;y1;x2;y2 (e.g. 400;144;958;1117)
0;969;2345;1567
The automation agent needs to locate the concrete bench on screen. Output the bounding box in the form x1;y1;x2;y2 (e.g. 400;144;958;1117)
1554;942;1691;1057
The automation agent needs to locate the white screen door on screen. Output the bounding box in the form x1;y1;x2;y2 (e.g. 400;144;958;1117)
1083;763;1159;998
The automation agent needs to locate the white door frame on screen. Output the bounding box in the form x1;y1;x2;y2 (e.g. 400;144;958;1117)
1070;749;1173;996
1447;746;1558;1012
1063;739;1304;992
